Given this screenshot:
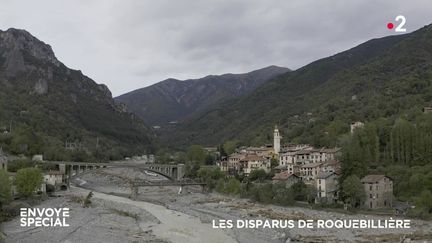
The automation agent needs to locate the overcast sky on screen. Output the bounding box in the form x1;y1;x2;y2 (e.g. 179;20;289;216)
1;0;431;96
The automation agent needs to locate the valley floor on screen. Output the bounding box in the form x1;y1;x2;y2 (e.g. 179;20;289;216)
2;168;432;242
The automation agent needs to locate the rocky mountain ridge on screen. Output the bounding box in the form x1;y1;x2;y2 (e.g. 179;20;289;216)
116;65;290;125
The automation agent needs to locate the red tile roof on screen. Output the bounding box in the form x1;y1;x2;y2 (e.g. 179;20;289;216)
361;175;391;183
272;171;299;180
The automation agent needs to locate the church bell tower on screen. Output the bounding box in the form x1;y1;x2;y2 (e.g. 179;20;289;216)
274;125;281;154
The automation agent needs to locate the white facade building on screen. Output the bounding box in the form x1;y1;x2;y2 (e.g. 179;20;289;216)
350;121;364;134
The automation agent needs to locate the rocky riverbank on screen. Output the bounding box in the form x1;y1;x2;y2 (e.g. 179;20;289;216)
2;167;432;242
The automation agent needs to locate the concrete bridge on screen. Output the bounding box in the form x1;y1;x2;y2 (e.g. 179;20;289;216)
41;160;185;188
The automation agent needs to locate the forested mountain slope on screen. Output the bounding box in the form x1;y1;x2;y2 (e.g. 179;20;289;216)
0;28;154;160
116;66;289;125
163;24;432;149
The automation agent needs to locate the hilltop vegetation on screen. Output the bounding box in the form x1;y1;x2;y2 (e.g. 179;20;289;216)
162;24;432;150
0;28;154;160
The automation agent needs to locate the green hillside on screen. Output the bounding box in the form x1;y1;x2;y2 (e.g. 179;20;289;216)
163;24;432;149
0;28;154;161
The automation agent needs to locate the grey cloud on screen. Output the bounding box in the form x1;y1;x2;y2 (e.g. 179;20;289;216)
0;0;431;96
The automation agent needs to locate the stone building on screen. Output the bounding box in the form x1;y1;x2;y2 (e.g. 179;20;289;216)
227;153;245;174
217;157;229;173
240;147;271;157
316;172;339;204
423;107;432;113
44;171;64;190
279;147;340;166
361;175;393;209
299;163;322;182
279;151;297;166
240;155;271;175
272;171;301;187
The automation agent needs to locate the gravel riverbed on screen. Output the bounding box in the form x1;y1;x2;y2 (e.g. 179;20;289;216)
2;167;432;242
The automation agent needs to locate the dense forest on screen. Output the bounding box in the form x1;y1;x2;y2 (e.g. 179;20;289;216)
340;113;432;217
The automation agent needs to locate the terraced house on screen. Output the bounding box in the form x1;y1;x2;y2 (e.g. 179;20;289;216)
240;155;271;175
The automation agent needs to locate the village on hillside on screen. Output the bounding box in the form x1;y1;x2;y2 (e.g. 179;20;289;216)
216;123;394;210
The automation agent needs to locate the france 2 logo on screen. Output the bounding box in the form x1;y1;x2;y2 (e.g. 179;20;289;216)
387;15;406;33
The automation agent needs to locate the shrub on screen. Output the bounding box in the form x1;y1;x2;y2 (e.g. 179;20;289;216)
6;158;35;172
0;170;12;207
15;168;43;197
249;169;267;182
224;178;241;195
272;182;295;206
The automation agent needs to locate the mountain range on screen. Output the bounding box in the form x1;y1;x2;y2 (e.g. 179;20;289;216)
0;28;153;159
2;23;432;155
157;24;432;149
116;66;290;125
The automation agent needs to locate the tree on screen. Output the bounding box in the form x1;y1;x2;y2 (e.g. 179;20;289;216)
341;175;365;208
270;158;278;168
204;154;214;165
254;183;274;204
197;167;224;189
0;170;12;207
272;182;294;206
249;169;267;182
6;158;35;172
291;181;315;202
416;190;432;214
15;168;43;197
223;140;239;155
187;145;206;163
218;144;227;157
224;178;241;194
185;145;207;178
389;119;415;165
340;125;379;181
155;149;171;164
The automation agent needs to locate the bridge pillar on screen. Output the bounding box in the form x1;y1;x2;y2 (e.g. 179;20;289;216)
67;165;72;190
59;164;66;174
76;165;80;175
177;164;185;180
171;167;177;180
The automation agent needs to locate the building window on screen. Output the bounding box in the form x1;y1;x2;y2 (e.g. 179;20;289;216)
369;185;372;191
370;194;372;198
